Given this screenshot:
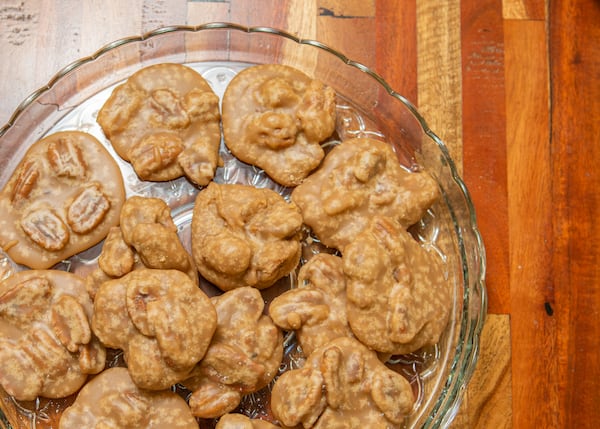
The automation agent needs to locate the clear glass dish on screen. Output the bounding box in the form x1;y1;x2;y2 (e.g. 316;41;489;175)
0;23;486;429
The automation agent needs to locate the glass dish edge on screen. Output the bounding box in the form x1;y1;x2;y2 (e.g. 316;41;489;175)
0;22;488;429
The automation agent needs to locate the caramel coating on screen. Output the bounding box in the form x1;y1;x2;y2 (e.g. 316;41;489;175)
119;196;195;276
97;226;136;278
191;182;303;291
216;414;279;429
0;270;105;401
88;196;198;298
59;367;198;428
92;269;217;390
269;253;353;356
222;64;336;186
291;137;440;251
184;287;283;418
344;216;450;355
271;337;414;428
0;131;125;269
97;63;221;185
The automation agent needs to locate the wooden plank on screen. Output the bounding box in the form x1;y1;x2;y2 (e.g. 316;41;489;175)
186;1;231;24
78;2;144;53
316;13;375;68
374;0;417;104
461;0;510;315
461;315;512;428
416;0;463;168
414;4;489;426
229;0;291;28
313;4;375;106
0;0;147;127
281;0;318;74
0;0;63;126
549;0;600;426
318;0;375;17
503;0;546;20
141;0;188;32
504;18;556;428
285;0;317;39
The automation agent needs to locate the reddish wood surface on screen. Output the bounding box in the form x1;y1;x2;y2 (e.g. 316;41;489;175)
549;1;600;427
0;0;599;427
505;18;556;427
375;0;417;103
461;0;510;315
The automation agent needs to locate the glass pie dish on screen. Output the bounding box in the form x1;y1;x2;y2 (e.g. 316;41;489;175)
0;23;486;429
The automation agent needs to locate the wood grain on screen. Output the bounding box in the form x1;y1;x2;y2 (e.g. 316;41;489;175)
549;0;600;426
187;1;231;24
461;0;510;315
0;0;599;427
503;0;546;19
505;18;556;428
416;0;463;168
375;0;417;105
316;5;375;68
464;315;512;428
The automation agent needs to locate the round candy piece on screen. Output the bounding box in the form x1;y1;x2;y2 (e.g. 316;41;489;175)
222;64;336;187
97;63;221;185
191;182;303;291
59;367;198;428
0;270;105;401
0;131;125;269
291;137;440;251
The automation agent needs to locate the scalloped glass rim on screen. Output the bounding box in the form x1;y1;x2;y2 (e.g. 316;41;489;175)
0;22;487;428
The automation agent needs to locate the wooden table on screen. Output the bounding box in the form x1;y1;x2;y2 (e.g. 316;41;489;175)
1;1;598;427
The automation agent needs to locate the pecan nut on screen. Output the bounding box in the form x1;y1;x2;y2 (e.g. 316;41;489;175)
47;136;87;179
67;183;111;234
20;208;70;251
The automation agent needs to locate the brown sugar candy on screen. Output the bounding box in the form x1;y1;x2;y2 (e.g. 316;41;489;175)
0;131;125;269
191;182;303;291
222;64;336;187
269;253;354;357
344;216;451;355
59;367;198;428
0;270;105;401
92;269;217;390
97;63;221;186
183;287;283;419
291;137;440;251
117;196;197;281
86;195;199;299
271;336;414;428
216;413;280;429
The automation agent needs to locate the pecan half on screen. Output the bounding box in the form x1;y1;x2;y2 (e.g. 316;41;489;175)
47;137;87;179
10;160;39;204
67;183;111;234
21;208;69;251
50;294;92;353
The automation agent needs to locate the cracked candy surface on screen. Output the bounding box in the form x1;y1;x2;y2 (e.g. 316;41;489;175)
216;413;280;429
0;270;105;401
269;253;354;356
271;337;414;429
222;64;336;187
0;131;125;269
88;196;198;299
97;63;221;185
191;182;303;291
184;287;283;418
58;367;198;429
118;196;197;279
344;216;450;355
92;269;216;390
291;137;440;251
